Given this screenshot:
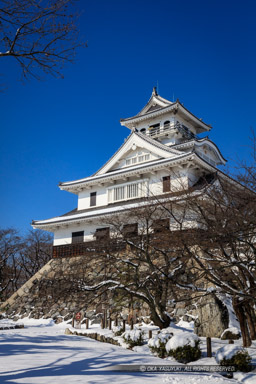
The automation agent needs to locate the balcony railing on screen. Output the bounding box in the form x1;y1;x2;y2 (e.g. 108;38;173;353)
147;122;196;140
148;123;174;138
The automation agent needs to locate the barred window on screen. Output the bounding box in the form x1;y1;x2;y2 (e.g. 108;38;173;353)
72;231;84;244
108;180;148;203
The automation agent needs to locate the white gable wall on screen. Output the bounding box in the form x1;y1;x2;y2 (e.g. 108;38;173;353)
110;148;159;172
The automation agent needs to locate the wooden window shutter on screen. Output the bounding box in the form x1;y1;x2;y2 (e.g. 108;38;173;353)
153;219;170;233
95;227;110;241
163;176;170;192
72;231;84;244
122;223;138;238
90;192;97;206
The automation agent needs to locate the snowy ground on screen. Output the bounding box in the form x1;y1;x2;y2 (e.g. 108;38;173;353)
0;318;256;384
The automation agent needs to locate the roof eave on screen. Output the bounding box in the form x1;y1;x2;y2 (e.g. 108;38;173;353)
120;102;211;132
59;153;195;192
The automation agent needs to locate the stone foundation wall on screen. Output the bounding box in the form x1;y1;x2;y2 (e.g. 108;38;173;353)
0;255;233;338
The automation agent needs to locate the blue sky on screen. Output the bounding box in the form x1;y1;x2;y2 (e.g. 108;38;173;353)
1;0;255;233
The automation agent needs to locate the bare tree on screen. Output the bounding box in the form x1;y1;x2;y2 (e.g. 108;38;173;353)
0;228;53;301
173;176;256;347
78;200;202;329
0;0;85;80
19;229;52;281
236;129;256;192
76;169;256;345
0;228;22;300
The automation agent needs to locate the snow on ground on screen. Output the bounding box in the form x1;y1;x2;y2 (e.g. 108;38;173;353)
0;317;255;384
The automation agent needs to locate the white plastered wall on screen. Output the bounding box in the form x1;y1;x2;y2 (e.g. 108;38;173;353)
53;221;111;245
78;187;107;210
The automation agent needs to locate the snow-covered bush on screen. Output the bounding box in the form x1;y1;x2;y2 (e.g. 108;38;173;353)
216;345;252;372
220;327;240;340
112;325;123;336
166;333;201;363
122;329;144;348
148;330;173;358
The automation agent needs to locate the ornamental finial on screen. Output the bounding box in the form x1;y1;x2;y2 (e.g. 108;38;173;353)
152;86;158;96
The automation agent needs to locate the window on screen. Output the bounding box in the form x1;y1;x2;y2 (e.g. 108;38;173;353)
95;227;110;241
153;219;170;233
149;123;160;136
122;223;138;238
114;186;125;201
72;231;84;244
163;176;171;192
140;128;146;134
163;120;170;130
125;153;150;166
108;180;148;203
90;192;97;206
127;183;138;198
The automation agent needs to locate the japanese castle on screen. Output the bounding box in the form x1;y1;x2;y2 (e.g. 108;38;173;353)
32;88;226;258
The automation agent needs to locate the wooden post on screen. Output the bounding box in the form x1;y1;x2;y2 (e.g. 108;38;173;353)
104;309;108;328
109;319;112;330
229;339;234;344
206;337;212;357
122;319;126;332
149;330;152;339
115;316;118;327
130;318;134;330
72;315;75;328
101;318;104;329
86;318;89;329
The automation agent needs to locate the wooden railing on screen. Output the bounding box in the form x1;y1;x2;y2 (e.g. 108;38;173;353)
52;239;126;258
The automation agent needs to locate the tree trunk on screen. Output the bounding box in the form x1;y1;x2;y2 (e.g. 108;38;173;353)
233;298;252;347
149;303;170;329
244;302;256;340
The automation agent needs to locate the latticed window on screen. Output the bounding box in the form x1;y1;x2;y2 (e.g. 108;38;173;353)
108;180;148;203
127;183;138;199
125;153;151;166
114;186;125;201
